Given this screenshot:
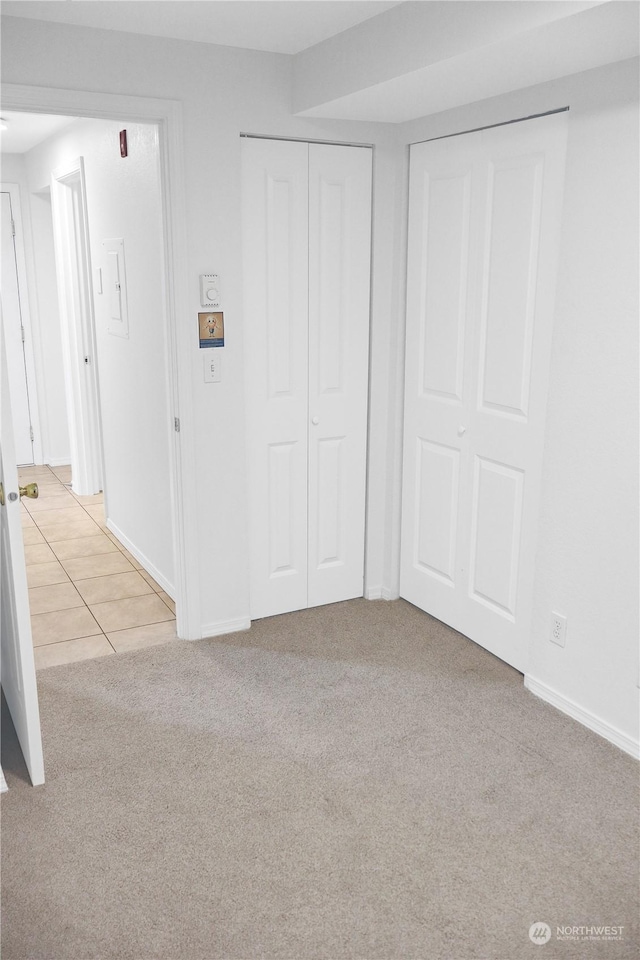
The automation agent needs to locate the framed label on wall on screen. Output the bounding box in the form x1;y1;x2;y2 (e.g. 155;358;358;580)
198;311;224;348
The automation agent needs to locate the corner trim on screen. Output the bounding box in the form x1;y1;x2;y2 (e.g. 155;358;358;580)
524;674;640;760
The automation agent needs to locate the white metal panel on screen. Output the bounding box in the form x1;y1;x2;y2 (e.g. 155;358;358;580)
0;193;33;465
242;138;309;619
401;113;568;672
308;143;372;608
0;314;44;785
103;238;129;338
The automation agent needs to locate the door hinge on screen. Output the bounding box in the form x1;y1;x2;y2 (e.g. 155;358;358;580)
10;219;16;237
84;355;91;365
174;417;180;433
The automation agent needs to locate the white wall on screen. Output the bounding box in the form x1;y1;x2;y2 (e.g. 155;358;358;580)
398;57;640;752
25;118;174;592
1;16;403;633
1;152;70;465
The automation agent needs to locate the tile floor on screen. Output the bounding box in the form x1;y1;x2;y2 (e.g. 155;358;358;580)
19;464;177;669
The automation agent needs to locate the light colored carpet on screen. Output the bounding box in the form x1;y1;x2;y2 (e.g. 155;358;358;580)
1;599;638;959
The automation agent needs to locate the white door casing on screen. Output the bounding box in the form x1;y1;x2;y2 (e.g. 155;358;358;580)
242;138;372;620
1;190;36;465
400;113;568;673
2;85;198;644
50;158;104;497
0;313;45;786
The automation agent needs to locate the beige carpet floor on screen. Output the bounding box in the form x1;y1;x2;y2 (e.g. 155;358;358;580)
1;599;638;960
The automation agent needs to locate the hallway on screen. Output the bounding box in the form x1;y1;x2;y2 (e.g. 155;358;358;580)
19;464;177;668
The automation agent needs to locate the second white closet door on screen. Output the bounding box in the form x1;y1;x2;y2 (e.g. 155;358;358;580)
242;138;371;620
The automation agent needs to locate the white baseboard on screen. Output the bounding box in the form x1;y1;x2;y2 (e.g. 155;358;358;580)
524;675;640;760
364;586;383;600
201;617;251;640
382;587;400;601
45;456;72;467
106;519;174;598
365;586;400;601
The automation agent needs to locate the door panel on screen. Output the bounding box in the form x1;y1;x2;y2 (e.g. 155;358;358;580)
469;457;524;617
315;434;345;568
242;139;309;619
267;441;299;577
479;155;543;417
401;114;568;672
415;439;459;583
420;171;471;403
308;144;372;608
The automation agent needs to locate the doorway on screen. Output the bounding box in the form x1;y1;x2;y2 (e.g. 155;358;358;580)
1;111;179;667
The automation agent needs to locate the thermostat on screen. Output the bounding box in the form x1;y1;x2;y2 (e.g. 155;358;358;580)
200;274;221;308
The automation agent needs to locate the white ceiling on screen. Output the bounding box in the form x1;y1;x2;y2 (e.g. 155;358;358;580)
0;1;402;55
2;1;636;126
299;1;639;123
0;112;79;154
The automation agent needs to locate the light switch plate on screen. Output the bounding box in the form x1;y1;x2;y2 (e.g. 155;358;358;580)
204;352;222;383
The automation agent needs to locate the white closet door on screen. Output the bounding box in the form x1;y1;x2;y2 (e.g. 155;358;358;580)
242;139;309;619
243;139;372;620
400;113;568;672
308;144;372;608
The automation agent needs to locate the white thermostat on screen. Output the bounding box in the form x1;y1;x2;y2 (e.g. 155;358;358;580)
200;273;221;308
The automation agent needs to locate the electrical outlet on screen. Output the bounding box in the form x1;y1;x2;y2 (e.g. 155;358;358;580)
550;612;567;647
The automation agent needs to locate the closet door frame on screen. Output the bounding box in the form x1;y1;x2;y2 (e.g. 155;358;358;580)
399;112;568;672
241;135;373;622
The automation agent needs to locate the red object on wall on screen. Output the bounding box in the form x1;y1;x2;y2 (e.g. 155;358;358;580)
120;130;128;158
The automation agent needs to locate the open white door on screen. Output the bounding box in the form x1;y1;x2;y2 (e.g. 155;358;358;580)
400;113;568;673
0;313;45;786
